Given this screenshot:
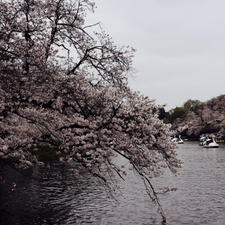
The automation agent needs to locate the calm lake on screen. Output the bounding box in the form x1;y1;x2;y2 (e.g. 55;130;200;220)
0;142;225;225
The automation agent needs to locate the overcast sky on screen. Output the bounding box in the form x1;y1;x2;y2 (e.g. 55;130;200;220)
87;0;225;109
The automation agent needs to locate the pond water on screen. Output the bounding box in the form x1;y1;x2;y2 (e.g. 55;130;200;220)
0;142;225;225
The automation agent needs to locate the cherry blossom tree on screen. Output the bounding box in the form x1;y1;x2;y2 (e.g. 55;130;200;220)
171;96;225;139
0;0;181;221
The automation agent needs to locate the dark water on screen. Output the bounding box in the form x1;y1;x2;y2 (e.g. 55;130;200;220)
0;142;225;225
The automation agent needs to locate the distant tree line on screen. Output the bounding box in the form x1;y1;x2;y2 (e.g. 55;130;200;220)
157;99;201;123
160;96;225;139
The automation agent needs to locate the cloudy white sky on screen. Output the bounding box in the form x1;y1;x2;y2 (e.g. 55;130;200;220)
88;0;225;109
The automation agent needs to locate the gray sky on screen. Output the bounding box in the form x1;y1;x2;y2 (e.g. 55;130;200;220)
88;0;225;109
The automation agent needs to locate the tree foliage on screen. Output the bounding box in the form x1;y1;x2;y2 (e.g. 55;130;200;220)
167;99;201;124
168;107;187;123
183;99;201;112
0;0;181;221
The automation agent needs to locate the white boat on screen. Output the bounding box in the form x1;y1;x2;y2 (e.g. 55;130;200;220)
203;138;219;148
171;136;183;144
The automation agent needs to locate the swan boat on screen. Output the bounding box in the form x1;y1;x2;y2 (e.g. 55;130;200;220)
171;136;184;144
203;137;219;148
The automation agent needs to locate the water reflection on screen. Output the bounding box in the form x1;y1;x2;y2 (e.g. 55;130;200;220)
0;142;225;225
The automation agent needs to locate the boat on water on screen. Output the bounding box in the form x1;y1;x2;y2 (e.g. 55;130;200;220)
171;135;184;144
203;137;219;148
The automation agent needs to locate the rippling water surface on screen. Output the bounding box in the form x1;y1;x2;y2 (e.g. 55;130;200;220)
0;142;225;225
